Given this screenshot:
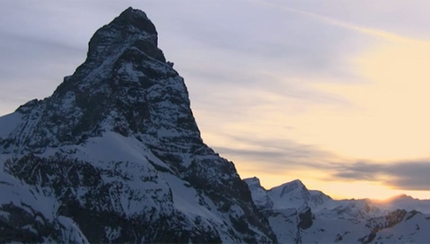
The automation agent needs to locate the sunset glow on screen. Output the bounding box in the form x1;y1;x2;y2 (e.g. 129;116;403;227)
1;0;430;200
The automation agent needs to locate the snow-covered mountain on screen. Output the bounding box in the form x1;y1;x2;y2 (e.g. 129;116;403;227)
0;8;276;243
245;177;430;243
372;194;430;214
1;6;430;243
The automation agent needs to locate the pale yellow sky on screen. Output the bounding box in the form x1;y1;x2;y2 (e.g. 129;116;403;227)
199;5;430;200
1;1;430;200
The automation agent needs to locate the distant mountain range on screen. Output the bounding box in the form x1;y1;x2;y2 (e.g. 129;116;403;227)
245;177;430;243
0;7;429;243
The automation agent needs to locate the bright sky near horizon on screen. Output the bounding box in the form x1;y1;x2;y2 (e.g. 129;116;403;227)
1;0;430;200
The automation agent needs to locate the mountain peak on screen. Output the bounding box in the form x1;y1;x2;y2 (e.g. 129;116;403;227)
244;176;262;187
270;179;307;196
113;7;156;34
288;179;305;187
85;6;163;65
244;177;274;210
54;7;164;96
0;7;190;154
0;8;278;243
387;194;415;202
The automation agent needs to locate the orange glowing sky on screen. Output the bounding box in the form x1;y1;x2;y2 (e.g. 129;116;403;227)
1;0;430;200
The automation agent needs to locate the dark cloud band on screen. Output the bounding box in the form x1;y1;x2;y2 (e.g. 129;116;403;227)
329;161;430;191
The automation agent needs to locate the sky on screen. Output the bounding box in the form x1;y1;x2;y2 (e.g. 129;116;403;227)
1;0;430;200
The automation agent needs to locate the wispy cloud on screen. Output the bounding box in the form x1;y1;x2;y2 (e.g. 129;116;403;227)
256;0;422;44
212;135;336;174
0;32;84;114
329;160;430;191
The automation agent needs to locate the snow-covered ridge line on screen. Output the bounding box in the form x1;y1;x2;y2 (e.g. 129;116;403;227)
244;177;430;214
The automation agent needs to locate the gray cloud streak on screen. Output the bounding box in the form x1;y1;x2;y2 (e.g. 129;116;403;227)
212;135;334;174
330;161;430;191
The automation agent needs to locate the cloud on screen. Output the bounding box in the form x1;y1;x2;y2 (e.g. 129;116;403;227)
211;135;335;174
0;0;367;116
0;32;85;114
259;1;413;44
258;0;430;41
214;145;323;168
329;160;430;191
175;1;364;83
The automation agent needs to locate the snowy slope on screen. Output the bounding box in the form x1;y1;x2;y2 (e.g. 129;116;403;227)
267;179;332;211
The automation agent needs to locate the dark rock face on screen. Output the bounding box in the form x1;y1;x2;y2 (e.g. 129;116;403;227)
297;207;313;230
3;7;188;153
0;8;276;243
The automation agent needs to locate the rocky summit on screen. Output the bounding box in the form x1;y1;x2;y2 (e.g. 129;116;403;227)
1;7;430;244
